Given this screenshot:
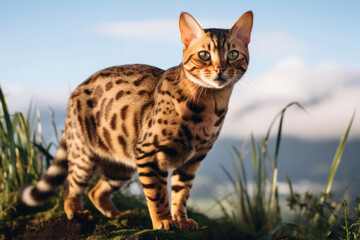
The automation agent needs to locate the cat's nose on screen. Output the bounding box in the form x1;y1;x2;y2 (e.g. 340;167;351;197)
214;66;225;75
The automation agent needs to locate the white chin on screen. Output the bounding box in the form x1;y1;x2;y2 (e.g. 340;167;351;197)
191;78;226;89
205;79;228;89
187;75;228;89
185;71;229;89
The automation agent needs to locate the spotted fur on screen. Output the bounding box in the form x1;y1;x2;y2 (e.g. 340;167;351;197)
19;11;253;230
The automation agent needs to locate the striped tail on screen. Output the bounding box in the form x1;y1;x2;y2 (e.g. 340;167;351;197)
19;136;68;206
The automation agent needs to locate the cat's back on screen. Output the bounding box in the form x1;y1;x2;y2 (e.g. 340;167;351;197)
69;64;164;114
76;64;164;96
66;64;165;161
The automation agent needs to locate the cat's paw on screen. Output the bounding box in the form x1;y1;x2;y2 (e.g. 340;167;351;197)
67;209;93;221
154;219;179;230
115;210;136;220
177;218;198;230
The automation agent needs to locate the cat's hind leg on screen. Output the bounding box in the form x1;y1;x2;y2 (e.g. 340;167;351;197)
88;161;136;219
64;145;96;220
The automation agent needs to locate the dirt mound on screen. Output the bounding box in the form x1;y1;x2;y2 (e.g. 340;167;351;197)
22;216;97;240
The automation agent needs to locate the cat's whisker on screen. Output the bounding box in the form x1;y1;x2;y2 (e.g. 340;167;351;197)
190;84;201;102
194;86;202;102
199;86;205;99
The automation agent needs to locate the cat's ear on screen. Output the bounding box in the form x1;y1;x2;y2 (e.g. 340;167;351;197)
229;11;253;46
179;12;205;48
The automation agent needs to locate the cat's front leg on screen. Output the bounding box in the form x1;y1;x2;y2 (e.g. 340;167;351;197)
171;153;207;230
137;153;178;230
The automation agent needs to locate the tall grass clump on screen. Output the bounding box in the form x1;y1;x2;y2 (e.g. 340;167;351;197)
0;87;55;218
286;113;355;238
218;102;303;237
218;100;356;239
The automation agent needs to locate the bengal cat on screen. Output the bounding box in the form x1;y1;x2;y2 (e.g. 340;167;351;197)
19;11;253;230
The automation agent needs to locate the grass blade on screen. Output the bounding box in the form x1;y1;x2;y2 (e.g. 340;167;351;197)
322;112;356;200
232;145;248;186
0;87;20;190
49;107;60;146
33;142;54;164
220;164;237;190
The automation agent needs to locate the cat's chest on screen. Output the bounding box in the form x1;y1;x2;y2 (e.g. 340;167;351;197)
136;96;227;167
179;101;227;150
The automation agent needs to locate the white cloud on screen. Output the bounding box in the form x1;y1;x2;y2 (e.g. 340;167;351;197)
222;57;360;140
92;18;233;44
1;82;28;111
0;83;25;97
1;82;69;112
93;19;180;43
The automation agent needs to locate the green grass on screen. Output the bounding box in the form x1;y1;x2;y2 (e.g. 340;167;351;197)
0;87;55;193
0;88;57;221
284;112;356;239
217;102;303;239
217;102;358;239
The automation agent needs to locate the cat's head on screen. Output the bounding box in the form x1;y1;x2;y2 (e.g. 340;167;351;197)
179;11;253;89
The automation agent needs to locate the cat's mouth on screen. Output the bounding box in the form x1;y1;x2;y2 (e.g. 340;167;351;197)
215;77;226;82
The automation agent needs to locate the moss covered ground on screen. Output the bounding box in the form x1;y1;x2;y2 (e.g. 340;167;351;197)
0;188;256;240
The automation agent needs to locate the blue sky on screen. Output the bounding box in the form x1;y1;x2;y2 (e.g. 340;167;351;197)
1;0;360;139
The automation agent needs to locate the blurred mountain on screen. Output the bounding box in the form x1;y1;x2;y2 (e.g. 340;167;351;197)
194;137;360;199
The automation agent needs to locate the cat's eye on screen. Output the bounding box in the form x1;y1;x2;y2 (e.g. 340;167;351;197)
227;50;239;60
198;51;211;61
